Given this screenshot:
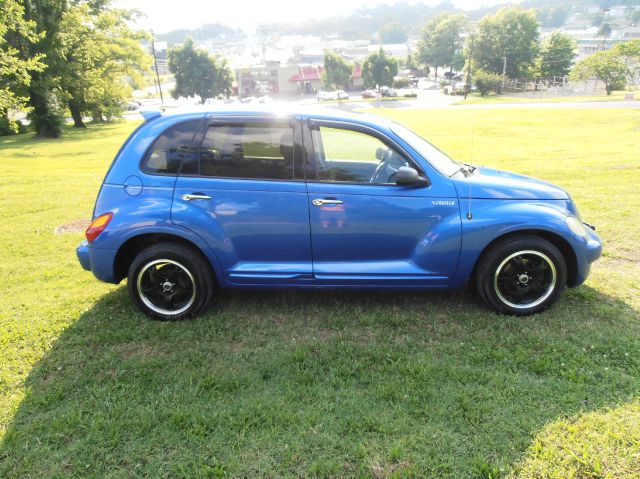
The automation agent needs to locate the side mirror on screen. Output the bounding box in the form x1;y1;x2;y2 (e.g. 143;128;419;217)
395;166;429;187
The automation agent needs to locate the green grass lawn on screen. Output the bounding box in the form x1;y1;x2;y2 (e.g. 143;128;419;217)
0;107;639;478
453;90;640;105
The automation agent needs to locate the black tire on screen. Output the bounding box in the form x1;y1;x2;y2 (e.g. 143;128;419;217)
127;242;215;320
475;235;567;315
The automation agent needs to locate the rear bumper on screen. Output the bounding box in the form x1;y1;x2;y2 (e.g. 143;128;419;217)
76;241;119;283
77;240;91;271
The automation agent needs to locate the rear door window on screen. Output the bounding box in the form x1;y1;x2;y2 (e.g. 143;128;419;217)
198;123;295;180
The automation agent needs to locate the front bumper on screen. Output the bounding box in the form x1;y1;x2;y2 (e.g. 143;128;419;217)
572;226;602;287
76;241;119;283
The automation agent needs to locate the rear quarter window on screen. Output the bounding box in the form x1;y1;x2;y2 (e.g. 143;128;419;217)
141;120;200;175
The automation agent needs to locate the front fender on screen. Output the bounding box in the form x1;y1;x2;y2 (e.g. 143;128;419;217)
451;199;600;288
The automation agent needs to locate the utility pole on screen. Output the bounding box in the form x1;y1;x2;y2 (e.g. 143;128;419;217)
151;33;164;105
464;34;474;100
501;56;507;93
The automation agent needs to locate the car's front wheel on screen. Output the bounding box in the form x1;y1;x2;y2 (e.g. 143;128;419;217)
475;236;567;315
127;242;214;320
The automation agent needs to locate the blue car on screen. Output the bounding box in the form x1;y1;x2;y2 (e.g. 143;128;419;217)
77;107;602;319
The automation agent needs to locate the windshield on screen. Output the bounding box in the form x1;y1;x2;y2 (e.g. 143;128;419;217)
391;123;461;177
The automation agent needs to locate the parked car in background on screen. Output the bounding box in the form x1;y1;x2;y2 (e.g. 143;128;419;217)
361;89;379;99
451;82;476;95
380;86;397;97
123;100;141;111
444;72;463;81
77;107;602;320
318;90;349;101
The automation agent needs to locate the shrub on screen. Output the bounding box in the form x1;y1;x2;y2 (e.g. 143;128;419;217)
474;69;502;96
0;117;27;136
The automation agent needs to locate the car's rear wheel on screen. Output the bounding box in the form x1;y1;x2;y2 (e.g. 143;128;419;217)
475;236;567;315
127;242;214;320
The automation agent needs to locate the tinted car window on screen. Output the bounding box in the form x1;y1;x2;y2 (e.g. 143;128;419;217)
142;120;200;174
310;126;409;184
199;123;294;180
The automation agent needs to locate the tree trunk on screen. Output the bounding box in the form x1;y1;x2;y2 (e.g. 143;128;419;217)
434;66;438;79
69;102;85;128
92;110;104;123
28;83;62;139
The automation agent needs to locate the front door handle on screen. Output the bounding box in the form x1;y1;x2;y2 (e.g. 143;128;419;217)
312;198;343;206
181;194;212;201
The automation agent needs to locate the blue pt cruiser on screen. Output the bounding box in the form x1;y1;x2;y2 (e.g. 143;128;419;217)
77;107;602;319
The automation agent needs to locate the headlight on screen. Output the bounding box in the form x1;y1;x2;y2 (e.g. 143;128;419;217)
566;216;588;238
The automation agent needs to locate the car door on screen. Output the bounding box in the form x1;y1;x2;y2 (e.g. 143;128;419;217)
171;115;313;285
304;118;461;286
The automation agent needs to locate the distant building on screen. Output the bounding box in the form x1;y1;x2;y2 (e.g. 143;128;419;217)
234;61;364;97
368;44;409;59
559;27;627;60
609;6;628;18
236;62;300;96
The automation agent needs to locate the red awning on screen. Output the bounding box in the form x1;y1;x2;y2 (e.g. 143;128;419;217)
289;66;323;82
351;63;362;79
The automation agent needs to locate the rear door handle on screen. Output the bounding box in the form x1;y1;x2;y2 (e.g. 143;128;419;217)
181;194;212;201
312;199;343;206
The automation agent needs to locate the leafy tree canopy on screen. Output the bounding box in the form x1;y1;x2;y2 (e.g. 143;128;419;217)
58;5;151;127
322;51;353;90
536;31;577;78
0;0;44;133
168;38;232;103
418;12;467;77
377;22;407;44
571;48;627;94
362;48;398;88
472;6;540;78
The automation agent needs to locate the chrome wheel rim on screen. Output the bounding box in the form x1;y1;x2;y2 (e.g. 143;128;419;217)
136;259;196;316
493;250;557;309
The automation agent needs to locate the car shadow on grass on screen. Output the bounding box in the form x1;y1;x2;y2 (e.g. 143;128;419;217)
1;286;638;478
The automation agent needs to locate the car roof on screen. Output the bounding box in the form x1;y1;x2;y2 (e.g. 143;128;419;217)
143;105;395;130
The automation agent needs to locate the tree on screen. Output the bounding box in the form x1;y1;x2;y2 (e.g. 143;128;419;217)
536;31;577;78
58;5;151;127
537;6;568;28
612;39;640;87
418;13;467;78
597;22;612;49
571;49;627;94
0;0;44;134
473;6;540;79
362;48;398;89
592;13;603;27
405;52;417;71
19;0;68;138
450;51;466;72
168;38;232;103
322;51;352;90
377;22;407;44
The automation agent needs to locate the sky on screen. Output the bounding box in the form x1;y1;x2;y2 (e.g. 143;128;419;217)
115;0;513;33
